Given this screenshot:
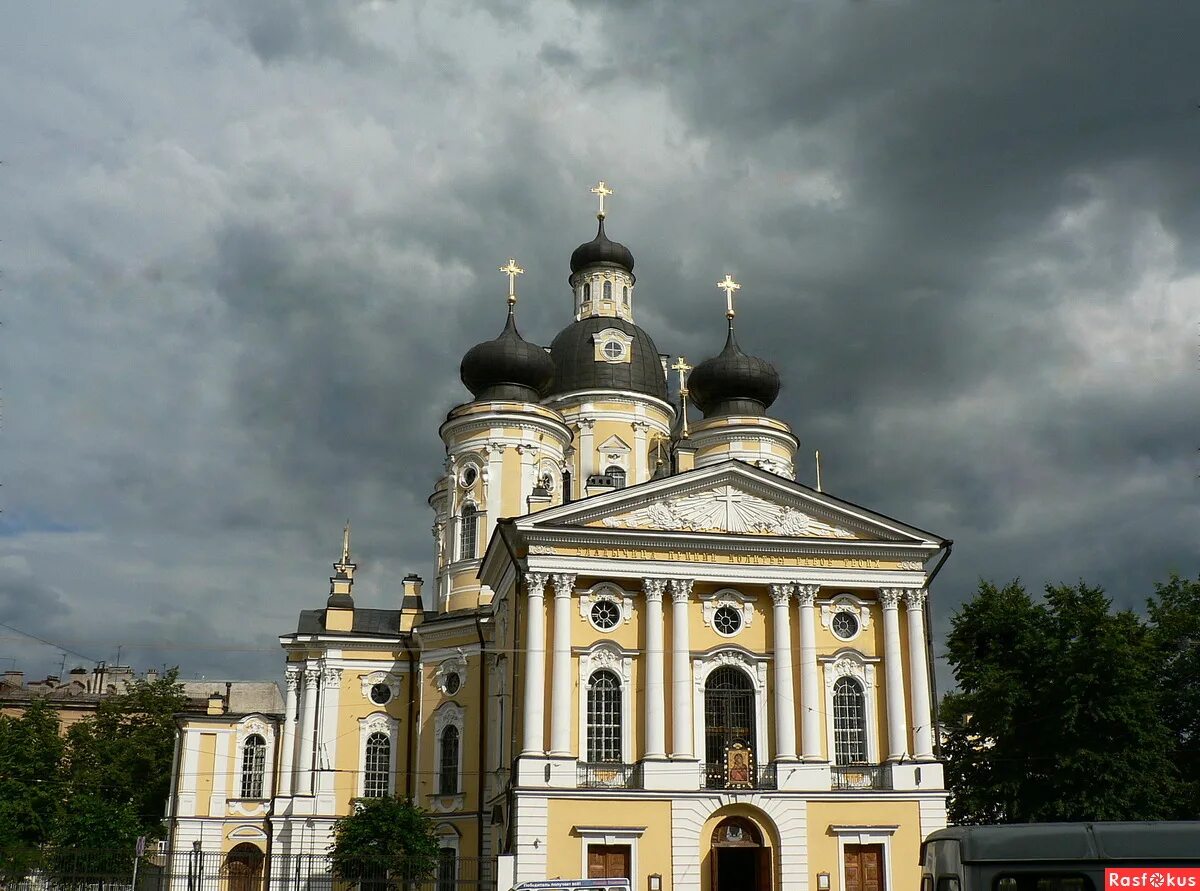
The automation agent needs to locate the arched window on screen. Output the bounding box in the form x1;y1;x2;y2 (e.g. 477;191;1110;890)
240;734;266;799
586;670;622;763
583;282;591;301
832;677;868;765
363;732;390;798
704;666;755;774
622;286;629;304
439;726;459;794
605;466;626;489
603;280;612;300
458;505;477;560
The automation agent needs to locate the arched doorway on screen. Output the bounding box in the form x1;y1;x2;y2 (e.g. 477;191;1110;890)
704;666;756;788
709;817;770;891
223;843;264;891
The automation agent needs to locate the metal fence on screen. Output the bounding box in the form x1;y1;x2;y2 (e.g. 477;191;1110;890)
1;851;483;891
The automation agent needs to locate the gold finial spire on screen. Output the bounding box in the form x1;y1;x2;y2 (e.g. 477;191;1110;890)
717;274;742;319
498;258;524;306
815;450;822;492
670;356;693;438
341;520;351;564
590;180;613;219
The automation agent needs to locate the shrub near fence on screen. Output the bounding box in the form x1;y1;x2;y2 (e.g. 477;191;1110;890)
0;851;482;891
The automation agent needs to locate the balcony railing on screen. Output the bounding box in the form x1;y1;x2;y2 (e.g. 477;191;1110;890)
702;762;777;790
577;761;643;789
831;763;892;790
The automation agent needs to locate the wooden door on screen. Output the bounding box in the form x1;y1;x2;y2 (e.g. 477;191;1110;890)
588;845;631;879
756;847;772;891
844;845;884;891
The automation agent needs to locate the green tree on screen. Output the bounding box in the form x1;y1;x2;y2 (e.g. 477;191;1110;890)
1146;572;1200;817
0;698;65;881
943;579;1179;823
329;798;440;890
58;669;187;847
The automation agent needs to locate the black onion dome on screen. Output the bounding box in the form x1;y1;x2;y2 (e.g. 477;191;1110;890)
688;322;782;418
460;308;554;402
569;218;635;279
546;316;668;400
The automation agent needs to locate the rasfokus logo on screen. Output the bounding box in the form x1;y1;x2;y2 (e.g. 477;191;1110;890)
1106;870;1200;888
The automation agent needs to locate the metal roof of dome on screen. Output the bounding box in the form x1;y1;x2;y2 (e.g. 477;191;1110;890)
569;217;635;280
688;321;781;418
459;308;554;402
546;315;668;401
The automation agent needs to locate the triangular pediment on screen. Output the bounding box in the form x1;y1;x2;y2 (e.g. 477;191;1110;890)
518;460;943;545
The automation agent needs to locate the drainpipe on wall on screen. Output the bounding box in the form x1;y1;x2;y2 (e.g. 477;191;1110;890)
924;540;953;760
403;637;417;801
475;616;487;872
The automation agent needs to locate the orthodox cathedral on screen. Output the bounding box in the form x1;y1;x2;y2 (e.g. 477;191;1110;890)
167;183;951;891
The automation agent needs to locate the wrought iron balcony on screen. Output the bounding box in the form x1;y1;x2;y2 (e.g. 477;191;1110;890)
831;763;893;790
702;762;778;790
577;761;643;789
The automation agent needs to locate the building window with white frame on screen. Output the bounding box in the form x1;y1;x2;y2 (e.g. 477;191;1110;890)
458;504;477;559
832;676;868;764
439;725;459;794
603;280;612;300
363;731;390;798
586;670;622;763
240;733;266;798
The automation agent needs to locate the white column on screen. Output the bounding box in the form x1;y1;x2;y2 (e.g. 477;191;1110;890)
298;665;320;795
795;585;822;761
668;579;694;758
317;665;341;798
880;589;910;761
484;441;505;544
278;666;300;796
549;573;576;756
521;573;548;755
632;421;648;484
769;583;798;761
578;418;595;482
905;588;935;759
643;578;667;759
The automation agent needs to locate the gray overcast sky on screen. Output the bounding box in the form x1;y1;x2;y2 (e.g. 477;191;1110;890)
2;0;1197;687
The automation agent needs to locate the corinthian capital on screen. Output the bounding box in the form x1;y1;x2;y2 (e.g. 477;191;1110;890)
551;573;576;598
642;578;667;603
878;588;904;610
285;666;301;692
525;572;549;598
793;584;819;607
322;665;342;687
304;665;321;686
769;583;794;607
668;579;693;604
904;588;928;610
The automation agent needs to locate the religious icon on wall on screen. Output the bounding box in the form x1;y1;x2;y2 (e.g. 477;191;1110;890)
724;742;753;789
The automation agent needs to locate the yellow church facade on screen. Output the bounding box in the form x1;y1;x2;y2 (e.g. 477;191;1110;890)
167;183;950;891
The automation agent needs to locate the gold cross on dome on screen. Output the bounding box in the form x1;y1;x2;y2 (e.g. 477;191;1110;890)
670;356;692;393
717;274;742;318
498;258;524;305
590;180;613;218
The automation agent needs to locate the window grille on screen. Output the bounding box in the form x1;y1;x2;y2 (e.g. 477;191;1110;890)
459;505;477;560
605;466;626;489
437;848;457;891
833;676;868;764
363;731;390;798
704;666;755;769
587;670;622;763
240;734;266;798
440;726;459;794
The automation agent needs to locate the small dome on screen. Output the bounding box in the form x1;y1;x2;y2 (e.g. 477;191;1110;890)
546;316;668;400
688;323;781;418
570;218;635;279
460;308;554;402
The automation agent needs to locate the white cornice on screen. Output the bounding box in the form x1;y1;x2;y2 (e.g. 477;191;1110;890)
543;389;676;418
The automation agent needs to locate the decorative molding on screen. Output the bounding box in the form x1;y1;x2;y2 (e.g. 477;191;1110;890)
691;648;770;762
357;711;398;798
359;671;401;701
643;577;668;603
821;649;881;765
600;485;857;538
578;638;637;764
701;588;756;631
820;593;873;638
433;701;465;737
898;560;924;571
304;666;321;686
794;584;819;607
526;572;548;598
578;582;634;629
904;588;928;610
432;656;467;695
322;666;342;687
668;579;694;604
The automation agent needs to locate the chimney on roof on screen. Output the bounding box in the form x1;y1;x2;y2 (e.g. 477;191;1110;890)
207;692;227;715
400;574;424;632
2;670;23;690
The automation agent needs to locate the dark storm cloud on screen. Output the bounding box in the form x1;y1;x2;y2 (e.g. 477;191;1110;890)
1;0;1196;689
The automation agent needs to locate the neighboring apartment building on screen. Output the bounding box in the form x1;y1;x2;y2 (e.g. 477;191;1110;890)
166;186;950;891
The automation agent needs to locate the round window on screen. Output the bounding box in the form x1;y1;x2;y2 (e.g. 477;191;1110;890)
369;683;392;705
713;605;743;636
459;465;478;488
831;611;860;640
590;599;621;631
443;673;461;696
602;340;624;361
